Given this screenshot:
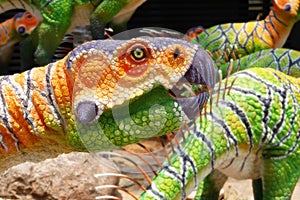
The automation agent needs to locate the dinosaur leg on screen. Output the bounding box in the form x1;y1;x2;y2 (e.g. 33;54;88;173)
110;0;147;34
194;170;228;200
33;19;71;65
20;31;39;71
23;1;74;66
261;153;300;200
252;178;263;200
109;20;128;35
90;0;130;39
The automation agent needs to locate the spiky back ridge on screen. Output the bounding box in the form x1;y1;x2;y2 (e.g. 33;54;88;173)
140;68;300;200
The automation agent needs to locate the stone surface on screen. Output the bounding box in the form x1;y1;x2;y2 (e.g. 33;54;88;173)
0;152;119;200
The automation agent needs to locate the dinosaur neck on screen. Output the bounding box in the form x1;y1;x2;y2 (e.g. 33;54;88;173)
0;18;16;46
178;121;230;199
0;59;80;160
262;8;297;48
139;115;231;200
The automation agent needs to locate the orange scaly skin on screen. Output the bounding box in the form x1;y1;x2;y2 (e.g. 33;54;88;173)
0;37;216;172
0;11;40;46
190;0;300;64
0;11;41;71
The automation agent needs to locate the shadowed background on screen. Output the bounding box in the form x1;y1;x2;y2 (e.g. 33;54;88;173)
0;0;299;74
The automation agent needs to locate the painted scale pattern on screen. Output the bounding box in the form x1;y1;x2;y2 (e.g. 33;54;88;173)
219;48;300;78
0;37;217;171
140;68;300;199
190;0;300;65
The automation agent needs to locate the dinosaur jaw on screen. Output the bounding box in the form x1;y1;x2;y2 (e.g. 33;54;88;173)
169;83;210;120
168;48;217;120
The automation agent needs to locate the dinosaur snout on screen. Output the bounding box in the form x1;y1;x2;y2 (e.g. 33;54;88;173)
75;101;99;124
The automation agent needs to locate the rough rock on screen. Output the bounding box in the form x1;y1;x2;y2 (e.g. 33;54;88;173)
0;152;119;200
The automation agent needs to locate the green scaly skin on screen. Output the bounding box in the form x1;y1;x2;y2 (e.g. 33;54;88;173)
194;49;300;200
189;0;300;65
0;37;216;172
183;4;300;197
126;28;300;199
187;4;300;194
0;0;146;66
0;23;298;198
139;67;300;200
192;44;300;200
218;48;300;78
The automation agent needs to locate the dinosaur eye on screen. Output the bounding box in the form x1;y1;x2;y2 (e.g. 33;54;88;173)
130;46;147;61
284;4;291;11
17;26;26;35
116;41;152;77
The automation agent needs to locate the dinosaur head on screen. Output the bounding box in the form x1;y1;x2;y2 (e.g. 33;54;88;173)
66;37;216;125
185;25;205;41
273;0;300;17
13;11;41;37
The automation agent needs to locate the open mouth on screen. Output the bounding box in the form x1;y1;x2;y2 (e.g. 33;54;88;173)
169;83;209;99
168;48;216;120
168;79;211;121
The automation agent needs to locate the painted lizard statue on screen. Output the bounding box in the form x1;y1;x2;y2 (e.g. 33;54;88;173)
90;46;300;200
185;24;300;78
0;36;216;172
0;11;40;74
0;0;147;67
0;25;299;199
188;0;300;65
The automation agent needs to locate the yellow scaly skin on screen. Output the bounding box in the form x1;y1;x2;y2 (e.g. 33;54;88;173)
189;0;300;65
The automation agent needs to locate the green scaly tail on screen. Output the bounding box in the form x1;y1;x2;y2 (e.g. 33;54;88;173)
218;48;300;78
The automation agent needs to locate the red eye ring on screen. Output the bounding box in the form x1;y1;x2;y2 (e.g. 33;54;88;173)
128;44;148;63
116;40;153;77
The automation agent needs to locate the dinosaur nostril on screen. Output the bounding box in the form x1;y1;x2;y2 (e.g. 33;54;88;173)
75;101;98;124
